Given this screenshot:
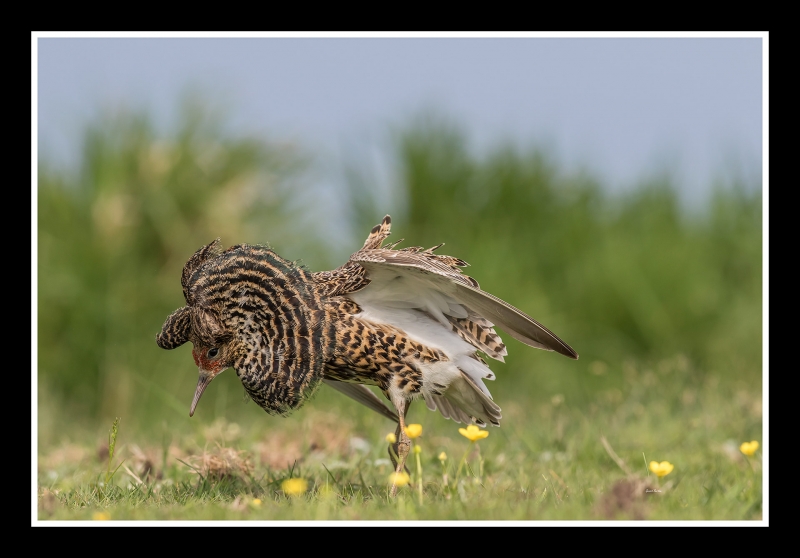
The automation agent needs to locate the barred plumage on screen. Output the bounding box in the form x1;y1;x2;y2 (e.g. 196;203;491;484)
157;214;578;494
157;243;336;415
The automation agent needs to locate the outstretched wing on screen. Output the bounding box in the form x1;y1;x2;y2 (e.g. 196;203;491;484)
350;248;578;360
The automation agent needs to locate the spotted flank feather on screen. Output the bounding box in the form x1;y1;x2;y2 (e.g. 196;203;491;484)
448;315;507;362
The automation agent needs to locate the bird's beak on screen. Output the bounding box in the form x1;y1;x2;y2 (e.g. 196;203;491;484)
190;369;214;417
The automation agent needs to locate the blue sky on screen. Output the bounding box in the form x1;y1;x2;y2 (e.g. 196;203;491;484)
35;34;765;208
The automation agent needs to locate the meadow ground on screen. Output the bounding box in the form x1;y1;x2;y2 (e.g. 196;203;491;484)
37;354;762;521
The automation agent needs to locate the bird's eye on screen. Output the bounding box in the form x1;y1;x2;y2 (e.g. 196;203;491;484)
207;348;219;358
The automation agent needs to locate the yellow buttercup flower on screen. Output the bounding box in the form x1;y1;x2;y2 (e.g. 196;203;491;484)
251;498;262;507
740;441;759;456
281;478;308;496
389;471;410;488
92;511;110;521
649;461;674;477
459;424;489;442
438;452;447;461
405;424;423;439
385;432;397;444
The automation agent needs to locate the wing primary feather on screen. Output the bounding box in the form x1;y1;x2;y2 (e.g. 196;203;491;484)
353;254;579;360
453;286;579;359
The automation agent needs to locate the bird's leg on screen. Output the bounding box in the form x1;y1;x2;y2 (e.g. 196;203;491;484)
390;403;412;498
388;400;412;474
388;421;402;469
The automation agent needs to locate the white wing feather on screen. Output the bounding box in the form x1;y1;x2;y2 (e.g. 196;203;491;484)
353;252;578;359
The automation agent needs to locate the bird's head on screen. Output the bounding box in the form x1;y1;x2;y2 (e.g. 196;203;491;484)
157;302;244;417
156;240;335;418
189;340;239;417
156;239;244;417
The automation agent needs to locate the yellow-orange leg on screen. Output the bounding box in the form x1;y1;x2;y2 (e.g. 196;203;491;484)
388;421;402;469
389;404;412;497
387;400;412;473
390;415;412;497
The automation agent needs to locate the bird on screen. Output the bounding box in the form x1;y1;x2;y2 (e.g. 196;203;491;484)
156;215;578;494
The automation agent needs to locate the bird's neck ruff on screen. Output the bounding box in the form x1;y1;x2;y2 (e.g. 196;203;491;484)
158;243;336;415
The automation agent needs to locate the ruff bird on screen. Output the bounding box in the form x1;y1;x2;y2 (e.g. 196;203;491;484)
156;215;578;494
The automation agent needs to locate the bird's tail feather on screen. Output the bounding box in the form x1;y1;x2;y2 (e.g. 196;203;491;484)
425;370;501;427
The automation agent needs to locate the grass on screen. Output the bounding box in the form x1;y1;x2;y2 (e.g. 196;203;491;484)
37;354;762;521
35;104;763;522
